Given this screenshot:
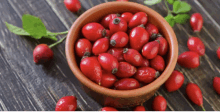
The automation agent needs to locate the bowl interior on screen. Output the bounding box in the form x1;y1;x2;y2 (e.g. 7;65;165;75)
66;1;178;98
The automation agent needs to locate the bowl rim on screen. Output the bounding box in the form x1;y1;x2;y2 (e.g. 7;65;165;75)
65;1;178;98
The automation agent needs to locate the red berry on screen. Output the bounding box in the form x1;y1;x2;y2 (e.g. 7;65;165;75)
145;23;159;39
150;55;165;72
80;57;102;84
217;47;220;59
101;14;120;29
152;95;167;111
92;37;109;55
141;58;150;67
55;96;77;111
82;23;106;41
114;78;140;90
156;36;168;56
165;70;184;92
129;12;148;28
105;29;111;38
121;12;133;23
134;67;159;84
123;48;143;66
109;17;127;34
177;51;200;68
133;106;145;111
101;107;118;111
98;53;119;74
110;32;128;48
187;37;205;56
33;44;53;64
213;77;220;94
115;62;137;78
64;0;81;13
190;13;203;32
101;71;117;88
186;83;203;106
75;38;92;57
107;48;124;62
142;40;160;59
129;26;149;51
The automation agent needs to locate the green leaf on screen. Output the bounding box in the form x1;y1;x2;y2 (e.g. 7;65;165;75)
144;0;162;5
22;14;47;39
173;1;191;14
174;14;190;24
44;35;57;41
5;22;30;36
164;14;175;27
167;0;174;4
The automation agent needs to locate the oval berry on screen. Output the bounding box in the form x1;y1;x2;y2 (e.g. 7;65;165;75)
115;62;137;78
101;107;118;111
82;23;106;41
150;55;165;72
107;48;124;62
141;58;150;67
213;77;220;94
190;13;203;32
129;26;149;51
217;47;220;59
121;12;133;23
145;23;159;39
142;40;160;59
114;78;140;90
64;0;81;13
109;17;127;34
101;14;120;29
134;67;159;84
186;83;203;106
98;53;119;74
152;95;167;111
177;51;200;68
92;38;109;55
75;38;92;57
80;57;102;84
133;106;145;111
123;48;143;66
129;12;148;28
165;70;184;92
187;37;205;56
33;44;53;64
110;32;128;48
55;96;77;111
156;36;168;56
101;71;117;88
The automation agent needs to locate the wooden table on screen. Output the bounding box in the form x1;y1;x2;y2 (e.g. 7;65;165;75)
0;0;219;111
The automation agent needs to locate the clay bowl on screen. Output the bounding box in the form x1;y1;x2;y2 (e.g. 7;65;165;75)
65;1;178;108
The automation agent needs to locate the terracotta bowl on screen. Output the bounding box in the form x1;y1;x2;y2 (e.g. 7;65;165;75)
65;1;178;108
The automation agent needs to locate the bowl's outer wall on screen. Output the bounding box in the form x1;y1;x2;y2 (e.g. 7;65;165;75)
65;2;178;108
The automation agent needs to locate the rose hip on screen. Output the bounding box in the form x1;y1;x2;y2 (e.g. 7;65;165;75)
107;48;124;62
165;70;184;92
141;58;150;67
190;13;203;32
186;83;203;107
152;95;167;111
109;17;127;34
123;48;143;66
145;23;159;39
55;96;77;111
114;78;140;90
75;38;92;57
134;67;159;84
142;40;160;59
33;44;53;64
101;71;117;88
213;77;220;94
216;47;220;59
156;36;168;56
187;37;205;56
98;53;119;74
129;12;148;28
150;55;165;72
110;31;128;48
177;51;200;68
101;14;120;29
64;0;81;13
115;62;137;78
92;37;109;55
101;107;118;111
133;106;145;111
105;29;111;38
121;12;133;23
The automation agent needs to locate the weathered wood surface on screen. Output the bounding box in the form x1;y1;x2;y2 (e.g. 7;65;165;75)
0;0;219;111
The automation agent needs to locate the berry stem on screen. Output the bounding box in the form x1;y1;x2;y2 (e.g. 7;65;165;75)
201;106;206;111
49;35;67;48
164;0;172;15
48;30;68;35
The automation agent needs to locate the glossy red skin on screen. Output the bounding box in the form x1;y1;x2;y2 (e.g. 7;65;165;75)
129;27;149;51
129;12;148;28
145;23;159;36
134;67;157;84
165;70;184;92
101;107;118;111
92;38;109;55
152;95;167;111
101;71;117;88
33;44;53;64
141;58;150;67
98;53;119;73
107;48;124;62
187;37;205;56
156;37;168;56
142;40;160;59
80;57;102;84
121;12;133;23
114;78;140;90
213;77;220;94
217;47;220;59
133;106;146;111
110;32;128;48
105;29;111;38
75;38;92;57
150;55;165;72
190;13;203;32
109;17;127;34
115;62;137;78
82;22;105;42
177;51;200;68
55;96;77;111
64;0;81;13
186;83;203;106
101;14;119;29
123;48;143;66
